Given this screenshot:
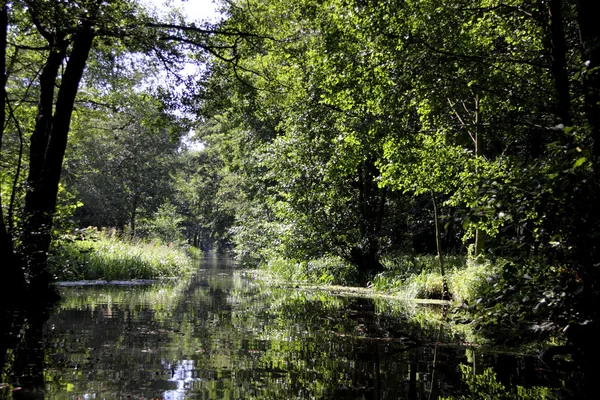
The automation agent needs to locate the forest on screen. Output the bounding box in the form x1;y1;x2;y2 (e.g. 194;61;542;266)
1;0;599;362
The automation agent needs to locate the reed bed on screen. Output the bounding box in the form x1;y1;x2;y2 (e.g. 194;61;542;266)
49;234;197;281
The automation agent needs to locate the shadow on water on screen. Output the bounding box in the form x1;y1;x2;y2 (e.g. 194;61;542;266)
0;252;594;399
1;292;59;400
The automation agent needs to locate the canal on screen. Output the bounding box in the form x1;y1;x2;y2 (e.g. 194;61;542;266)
0;254;586;399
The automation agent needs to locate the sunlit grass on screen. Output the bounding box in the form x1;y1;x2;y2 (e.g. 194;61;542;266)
262;253;496;304
49;231;197;281
372;255;496;303
264;256;359;285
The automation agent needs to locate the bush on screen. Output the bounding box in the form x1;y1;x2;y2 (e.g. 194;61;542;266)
448;259;494;304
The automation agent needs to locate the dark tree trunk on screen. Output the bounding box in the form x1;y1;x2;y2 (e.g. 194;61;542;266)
574;0;600;324
350;246;384;282
547;0;572;127
21;25;95;288
352;162;386;281
0;1;26;298
577;0;600;171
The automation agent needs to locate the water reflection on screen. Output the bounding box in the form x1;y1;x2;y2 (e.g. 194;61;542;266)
0;254;589;399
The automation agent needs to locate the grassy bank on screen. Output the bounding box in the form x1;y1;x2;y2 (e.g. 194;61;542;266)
262;254;495;305
263;255;359;285
49;231;198;281
372;255;494;304
260;253;577;346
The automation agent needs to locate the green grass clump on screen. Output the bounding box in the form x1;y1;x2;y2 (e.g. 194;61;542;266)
372;255;446;294
49;231;197;281
372;255;496;303
403;270;445;299
264;256;358;285
186;245;202;261
447;259;493;304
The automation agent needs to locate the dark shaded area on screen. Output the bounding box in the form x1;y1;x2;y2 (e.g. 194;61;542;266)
1;296;58;400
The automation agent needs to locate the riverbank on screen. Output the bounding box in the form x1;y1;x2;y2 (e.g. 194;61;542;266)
261;254;492;303
48;230;198;281
255;254;576;350
4;261;583;399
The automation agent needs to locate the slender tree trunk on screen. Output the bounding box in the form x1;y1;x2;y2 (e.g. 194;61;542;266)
432;193;450;301
473;94;486;257
6;98;25;234
21;25;94;287
130;196;139;238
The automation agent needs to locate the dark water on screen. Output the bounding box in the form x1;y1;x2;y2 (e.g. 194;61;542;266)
0;254;589;399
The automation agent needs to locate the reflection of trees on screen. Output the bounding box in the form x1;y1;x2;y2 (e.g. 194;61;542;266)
1;304;55;399
2;264;586;399
225;277;457;398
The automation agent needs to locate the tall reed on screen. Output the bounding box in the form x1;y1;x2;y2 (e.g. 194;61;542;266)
49;232;197;281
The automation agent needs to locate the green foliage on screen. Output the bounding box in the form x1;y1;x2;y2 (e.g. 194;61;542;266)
172;148;236;250
0;0;595;350
465;259;584;339
193;0;600;336
372;255;443;292
48;229;195;281
372;255;495;303
447;259;493;304
65;91;185;234
186;245;202;260
138;201;185;244
264;256;359;286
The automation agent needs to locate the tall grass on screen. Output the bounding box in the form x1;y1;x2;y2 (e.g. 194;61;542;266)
49;231;197;281
264;256;359;285
372;255;496;303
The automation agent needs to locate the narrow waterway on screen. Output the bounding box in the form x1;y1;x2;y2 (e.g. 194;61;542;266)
1;254;585;399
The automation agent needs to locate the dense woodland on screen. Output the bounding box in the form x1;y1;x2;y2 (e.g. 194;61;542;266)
1;0;599;343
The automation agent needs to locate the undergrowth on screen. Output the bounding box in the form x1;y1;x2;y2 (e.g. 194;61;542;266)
372;255;495;303
49;229;197;281
262;253;495;303
264;256;358;285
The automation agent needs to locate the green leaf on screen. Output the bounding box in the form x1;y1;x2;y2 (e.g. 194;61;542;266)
573;157;587;168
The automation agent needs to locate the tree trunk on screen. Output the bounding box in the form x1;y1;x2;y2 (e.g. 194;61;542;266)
432;193;450;301
548;0;572;127
21;25;95;287
577;0;600;171
473;94;486;257
352;162;386;281
0;1;26;297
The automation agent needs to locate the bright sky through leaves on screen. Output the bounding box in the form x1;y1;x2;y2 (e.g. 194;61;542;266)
141;0;221;151
143;0;222;22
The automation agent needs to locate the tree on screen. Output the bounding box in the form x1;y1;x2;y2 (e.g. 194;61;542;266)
0;0;26;295
65;92;184;236
196;0;599;313
173;146;237;251
0;0;261;293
